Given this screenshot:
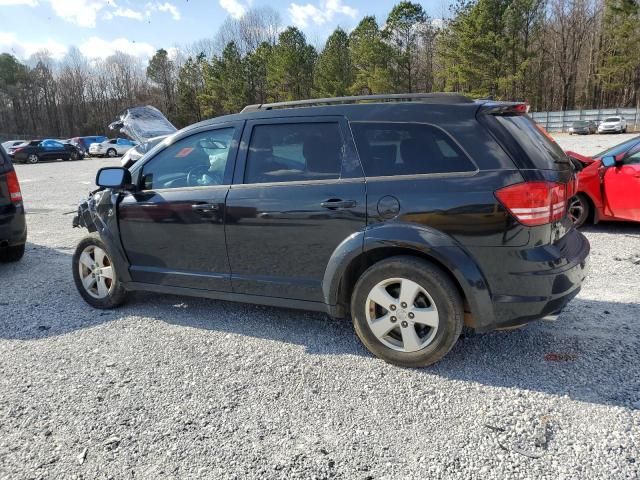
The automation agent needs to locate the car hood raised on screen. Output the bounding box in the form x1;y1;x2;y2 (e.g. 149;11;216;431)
108;106;176;145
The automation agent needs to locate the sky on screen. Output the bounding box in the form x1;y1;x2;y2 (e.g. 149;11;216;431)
0;0;451;61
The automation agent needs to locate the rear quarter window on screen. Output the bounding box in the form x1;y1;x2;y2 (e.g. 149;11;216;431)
350;122;476;177
494;115;567;170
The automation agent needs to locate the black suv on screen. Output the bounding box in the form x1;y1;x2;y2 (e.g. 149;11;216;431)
72;94;589;367
0;147;26;261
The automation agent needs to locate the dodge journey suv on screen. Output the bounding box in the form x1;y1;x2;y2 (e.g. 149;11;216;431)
72;93;590;367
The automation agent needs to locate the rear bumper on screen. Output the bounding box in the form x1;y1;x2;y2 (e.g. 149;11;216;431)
0;203;27;247
467;228;590;332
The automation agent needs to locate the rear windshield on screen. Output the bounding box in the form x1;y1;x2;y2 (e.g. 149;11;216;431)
495;115;567;170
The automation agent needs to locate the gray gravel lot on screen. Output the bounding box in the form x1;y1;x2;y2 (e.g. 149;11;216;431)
1;137;639;479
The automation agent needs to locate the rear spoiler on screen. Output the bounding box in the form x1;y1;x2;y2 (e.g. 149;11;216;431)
477;101;530;115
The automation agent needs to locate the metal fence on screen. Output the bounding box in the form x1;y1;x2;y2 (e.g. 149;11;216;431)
530;108;639;133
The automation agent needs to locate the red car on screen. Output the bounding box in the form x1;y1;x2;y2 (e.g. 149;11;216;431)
566;136;640;226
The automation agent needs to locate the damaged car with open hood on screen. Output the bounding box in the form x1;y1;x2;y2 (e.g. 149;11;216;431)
109;105;177;168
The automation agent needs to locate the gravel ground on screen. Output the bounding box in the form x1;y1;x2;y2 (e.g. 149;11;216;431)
1;136;639;479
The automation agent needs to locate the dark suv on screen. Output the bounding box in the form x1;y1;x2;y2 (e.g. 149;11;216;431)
0;147;26;261
72;94;589;367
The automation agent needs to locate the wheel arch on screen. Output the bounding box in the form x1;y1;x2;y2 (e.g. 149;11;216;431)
322;223;495;329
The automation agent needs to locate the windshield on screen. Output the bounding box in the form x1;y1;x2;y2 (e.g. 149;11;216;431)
572;121;588;127
594;136;640;159
604;117;620;122
495;115;568;169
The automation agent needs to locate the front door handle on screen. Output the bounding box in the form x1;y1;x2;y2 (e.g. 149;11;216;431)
321;199;357;210
191;203;219;212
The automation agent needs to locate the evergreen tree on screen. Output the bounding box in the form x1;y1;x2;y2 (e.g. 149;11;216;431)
245;42;273;104
267;27;316;101
383;1;427;92
314;28;353;97
600;0;640;106
200;42;250;117
348;16;394;94
175;54;205;127
146;49;176;115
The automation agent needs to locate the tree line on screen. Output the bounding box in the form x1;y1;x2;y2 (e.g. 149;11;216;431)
1;0;638;138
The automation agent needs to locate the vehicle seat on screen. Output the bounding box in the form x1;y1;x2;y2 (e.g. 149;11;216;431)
303;135;340;178
246;132;275;182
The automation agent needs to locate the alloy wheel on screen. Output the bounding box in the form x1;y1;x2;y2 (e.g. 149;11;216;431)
107;149;117;157
27;154;38;164
568;196;586;226
365;277;439;353
78;245;115;299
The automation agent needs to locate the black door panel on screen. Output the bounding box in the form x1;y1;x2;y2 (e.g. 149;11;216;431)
225;116;366;302
119;187;230;290
225;181;366;301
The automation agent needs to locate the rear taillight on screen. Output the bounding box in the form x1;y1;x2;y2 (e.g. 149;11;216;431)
6;170;23;203
495;181;567;226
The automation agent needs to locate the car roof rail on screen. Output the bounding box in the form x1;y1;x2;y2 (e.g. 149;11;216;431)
241;92;474;113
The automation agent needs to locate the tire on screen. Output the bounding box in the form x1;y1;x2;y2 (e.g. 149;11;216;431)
26;153;39;164
0;244;25;262
106;148;117;158
568;194;590;228
70;151;79;161
350;256;464;368
72;236;128;308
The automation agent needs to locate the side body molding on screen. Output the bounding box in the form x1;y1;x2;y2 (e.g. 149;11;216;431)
322;223;495;328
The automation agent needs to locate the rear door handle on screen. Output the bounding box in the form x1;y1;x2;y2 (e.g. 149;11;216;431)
321;199;357;209
191;203;219;212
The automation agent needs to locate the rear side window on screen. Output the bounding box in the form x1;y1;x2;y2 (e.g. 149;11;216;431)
244;123;342;184
495;115;567;170
350;123;475;177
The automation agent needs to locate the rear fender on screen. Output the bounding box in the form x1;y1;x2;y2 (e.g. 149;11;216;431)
322;223;495;327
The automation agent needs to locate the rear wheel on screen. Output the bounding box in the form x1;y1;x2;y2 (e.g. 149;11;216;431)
351;256;463;368
568;194;590;227
72;236;128;308
0;244;25;262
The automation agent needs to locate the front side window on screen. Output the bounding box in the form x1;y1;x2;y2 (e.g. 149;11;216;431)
244;123;343;184
350;122;476;177
140;127;236;190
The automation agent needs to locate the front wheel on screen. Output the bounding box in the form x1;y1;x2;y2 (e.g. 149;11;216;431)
351;256;463;368
568;194;590;227
106;148;117;158
72;236;128;308
26;154;39;164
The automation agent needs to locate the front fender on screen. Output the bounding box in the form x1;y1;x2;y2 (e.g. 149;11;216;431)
322;222;495;328
73;190;132;283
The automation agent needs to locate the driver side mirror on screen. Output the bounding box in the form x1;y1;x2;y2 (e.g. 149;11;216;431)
96;167;132;189
601;156;616;167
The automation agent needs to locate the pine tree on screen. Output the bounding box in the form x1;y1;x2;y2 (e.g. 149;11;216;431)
348;16;394;95
267;27;316;101
384;1;427;92
314;28;353;97
600;0;640;106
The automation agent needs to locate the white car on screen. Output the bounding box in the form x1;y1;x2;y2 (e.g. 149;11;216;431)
1;140;26;153
88;138;137;157
598;116;627;134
